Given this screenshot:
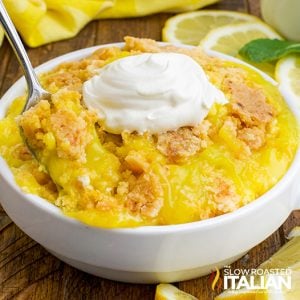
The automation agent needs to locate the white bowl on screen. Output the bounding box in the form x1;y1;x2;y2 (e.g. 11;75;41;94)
0;43;299;283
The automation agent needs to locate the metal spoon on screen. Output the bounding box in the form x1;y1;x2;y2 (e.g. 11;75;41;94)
0;1;51;112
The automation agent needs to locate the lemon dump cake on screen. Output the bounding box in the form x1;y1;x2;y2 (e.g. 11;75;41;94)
0;37;298;228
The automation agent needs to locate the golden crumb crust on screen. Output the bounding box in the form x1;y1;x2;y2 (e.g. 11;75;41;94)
0;37;298;228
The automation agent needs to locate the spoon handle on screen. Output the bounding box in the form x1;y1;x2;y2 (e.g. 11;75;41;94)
0;1;46;107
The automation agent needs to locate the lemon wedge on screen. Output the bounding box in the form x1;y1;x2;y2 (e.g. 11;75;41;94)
162;10;262;46
215;228;300;300
200;22;281;57
155;284;198;300
287;226;300;239
275;55;300;103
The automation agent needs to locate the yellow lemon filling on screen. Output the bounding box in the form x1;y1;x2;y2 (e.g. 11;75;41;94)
0;37;298;228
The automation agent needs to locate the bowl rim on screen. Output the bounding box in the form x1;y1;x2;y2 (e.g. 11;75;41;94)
0;42;299;235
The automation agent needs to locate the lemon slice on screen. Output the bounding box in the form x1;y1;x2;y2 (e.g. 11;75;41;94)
275;55;300;103
162;10;262;45
287;226;300;239
200;22;282;57
215;228;300;300
259;237;300;271
155;284;198;300
199;22;281;77
258;235;300;300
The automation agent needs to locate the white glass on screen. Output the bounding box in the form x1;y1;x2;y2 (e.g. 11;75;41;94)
261;0;300;41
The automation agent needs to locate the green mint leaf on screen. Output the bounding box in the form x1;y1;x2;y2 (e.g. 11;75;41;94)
239;39;300;62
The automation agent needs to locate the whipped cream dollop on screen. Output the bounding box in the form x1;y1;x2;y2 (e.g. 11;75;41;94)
83;52;227;134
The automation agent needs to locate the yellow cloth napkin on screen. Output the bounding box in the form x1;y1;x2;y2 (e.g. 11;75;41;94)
97;0;219;18
3;0;113;47
2;0;219;47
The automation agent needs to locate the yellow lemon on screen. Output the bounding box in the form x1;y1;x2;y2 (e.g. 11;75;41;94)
155;283;198;300
275;55;300;103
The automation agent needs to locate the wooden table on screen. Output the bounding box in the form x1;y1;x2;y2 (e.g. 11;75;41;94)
0;0;299;299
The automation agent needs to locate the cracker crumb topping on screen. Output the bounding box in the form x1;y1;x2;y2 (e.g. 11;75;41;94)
9;37;292;227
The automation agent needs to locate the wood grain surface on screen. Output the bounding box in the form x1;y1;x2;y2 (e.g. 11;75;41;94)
0;0;299;299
